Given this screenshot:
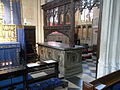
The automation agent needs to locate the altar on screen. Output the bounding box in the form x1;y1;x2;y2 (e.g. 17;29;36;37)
38;42;83;77
0;15;21;68
0;42;20;68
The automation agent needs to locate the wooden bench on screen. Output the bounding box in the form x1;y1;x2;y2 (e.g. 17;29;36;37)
83;70;120;90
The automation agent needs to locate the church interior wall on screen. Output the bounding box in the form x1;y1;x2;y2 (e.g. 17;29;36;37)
21;0;45;44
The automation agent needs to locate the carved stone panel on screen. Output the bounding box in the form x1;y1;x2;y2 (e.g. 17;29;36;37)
38;42;83;77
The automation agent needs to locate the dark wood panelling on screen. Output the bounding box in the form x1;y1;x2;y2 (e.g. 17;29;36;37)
24;26;36;62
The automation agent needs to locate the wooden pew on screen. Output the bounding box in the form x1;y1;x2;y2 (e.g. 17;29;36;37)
83;81;94;90
83;70;120;90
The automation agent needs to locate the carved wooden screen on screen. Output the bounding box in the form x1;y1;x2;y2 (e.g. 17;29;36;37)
42;0;101;47
42;0;76;47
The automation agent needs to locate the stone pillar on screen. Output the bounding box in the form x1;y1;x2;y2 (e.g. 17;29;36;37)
75;10;81;26
97;0;120;78
37;0;45;43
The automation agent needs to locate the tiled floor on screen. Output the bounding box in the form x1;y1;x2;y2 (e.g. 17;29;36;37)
55;57;97;90
30;56;97;90
82;58;96;78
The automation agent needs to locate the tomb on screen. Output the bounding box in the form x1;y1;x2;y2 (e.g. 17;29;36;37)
38;42;83;77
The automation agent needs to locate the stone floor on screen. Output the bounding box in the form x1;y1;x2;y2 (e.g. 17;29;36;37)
30;56;97;90
55;57;97;90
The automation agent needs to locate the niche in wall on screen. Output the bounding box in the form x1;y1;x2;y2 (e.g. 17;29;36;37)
47;31;69;44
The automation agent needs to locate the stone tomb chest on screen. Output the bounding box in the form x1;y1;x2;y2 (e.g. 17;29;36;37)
38;42;83;77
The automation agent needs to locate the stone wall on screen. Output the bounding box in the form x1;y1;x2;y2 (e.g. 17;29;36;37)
21;0;45;43
47;32;70;44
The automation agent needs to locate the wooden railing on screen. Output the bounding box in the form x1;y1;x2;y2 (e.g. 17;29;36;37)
83;70;120;90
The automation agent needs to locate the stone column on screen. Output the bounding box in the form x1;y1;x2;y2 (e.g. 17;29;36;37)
97;0;120;78
37;0;45;43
